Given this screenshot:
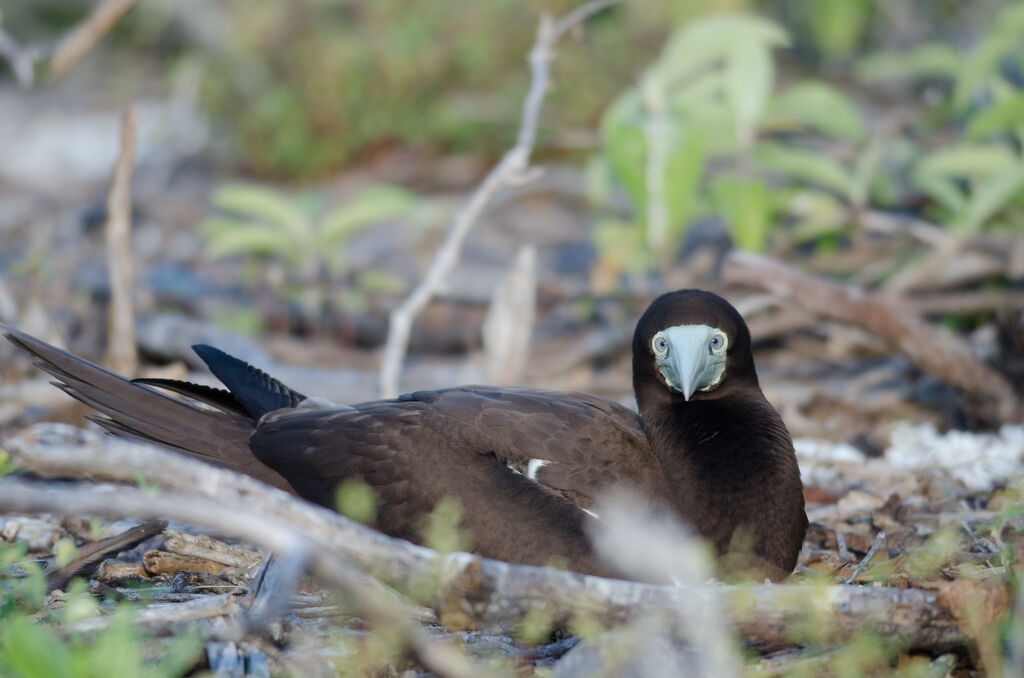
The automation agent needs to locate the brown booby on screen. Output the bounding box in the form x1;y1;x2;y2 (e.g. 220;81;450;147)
2;290;807;580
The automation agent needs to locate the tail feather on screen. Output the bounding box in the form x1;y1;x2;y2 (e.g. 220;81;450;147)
191;344;305;419
131;378;249;416
1;323;297;493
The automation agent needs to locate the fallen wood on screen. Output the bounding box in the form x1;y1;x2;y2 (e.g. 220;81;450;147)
66;592;240;636
722;251;1021;423
164;530;263;569
143;550;238;578
1;423;1003;652
46;517;165;590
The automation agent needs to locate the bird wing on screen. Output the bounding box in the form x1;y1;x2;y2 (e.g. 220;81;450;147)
249;395;619;572
251;386;661;519
403;386;665;508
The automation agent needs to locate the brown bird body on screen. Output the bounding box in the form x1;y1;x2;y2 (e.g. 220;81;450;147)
2;290;807;580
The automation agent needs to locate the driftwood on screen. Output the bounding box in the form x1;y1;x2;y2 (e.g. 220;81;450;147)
46;517;165;590
722;251;1021;423
1;424;1004;653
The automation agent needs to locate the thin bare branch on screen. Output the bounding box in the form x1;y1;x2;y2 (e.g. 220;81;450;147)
722;251;1021;423
378;0;619;398
104;107;138;377
49;0;139;80
843;530;885;584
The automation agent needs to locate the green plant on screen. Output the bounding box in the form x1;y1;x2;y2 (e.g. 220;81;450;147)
0;543;203;678
857;2;1024;233
201;182;420;330
589;13;869;285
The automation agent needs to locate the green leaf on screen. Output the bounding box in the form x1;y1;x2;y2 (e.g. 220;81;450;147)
727;40;774;146
855;43;960;83
658;14;788;83
958;161;1024;232
776;188;848;242
711;175;774;252
0;448;17;475
53;539;77;568
84;612;144;678
318;184;416;248
591;219;652;275
767;81;865;141
802;0;872;58
210;183;311;242
660;128;705;247
600;90;648;216
335;478;379;525
754;143;852;197
0;616;74;678
61;578;99;624
966;93;1024;139
419;497;471;554
953;3;1024;110
911;172;966;214
204;224;303;267
355;269;407;295
915;143;1017;180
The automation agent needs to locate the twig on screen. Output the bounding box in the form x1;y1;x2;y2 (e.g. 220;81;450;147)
722;251;1021;423
483;245;536;384
843;530;885;584
104;107;138;377
910;290;1024;316
48;0;139;80
46;518;166;590
835;531;853;562
0;10;43;87
378;0;619;398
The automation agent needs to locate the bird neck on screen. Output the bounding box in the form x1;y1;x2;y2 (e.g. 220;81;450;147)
639;389;775;477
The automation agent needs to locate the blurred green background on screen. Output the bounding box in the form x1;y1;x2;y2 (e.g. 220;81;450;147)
3;0;1009;178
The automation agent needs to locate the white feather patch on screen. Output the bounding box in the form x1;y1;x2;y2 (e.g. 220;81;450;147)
526;458;549;480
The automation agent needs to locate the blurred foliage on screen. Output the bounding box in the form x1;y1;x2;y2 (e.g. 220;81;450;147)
201;181;420;328
194;0;739;178
0;544;202;678
335;477;380;525
418;496;472;554
587;1;1024;289
588;13;867;282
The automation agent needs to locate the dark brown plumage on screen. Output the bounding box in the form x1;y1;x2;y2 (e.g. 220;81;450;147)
1;289;806;580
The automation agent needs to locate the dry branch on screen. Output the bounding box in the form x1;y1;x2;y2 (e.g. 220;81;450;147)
1;424;997;652
46;518;165;590
722;251;1021;423
104;107;138;377
378;0;619;398
48;0;139;80
67;592;240;636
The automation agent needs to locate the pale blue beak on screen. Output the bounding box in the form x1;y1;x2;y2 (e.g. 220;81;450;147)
655;325;727;400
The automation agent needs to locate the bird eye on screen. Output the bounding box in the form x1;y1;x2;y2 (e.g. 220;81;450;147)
652;334;669;356
709;332;727;353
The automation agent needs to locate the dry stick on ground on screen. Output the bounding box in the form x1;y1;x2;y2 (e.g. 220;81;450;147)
48;0;139;80
104;107;138;377
722;251;1021;423
2;424;998;651
0;477;492;678
378;0;619;399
